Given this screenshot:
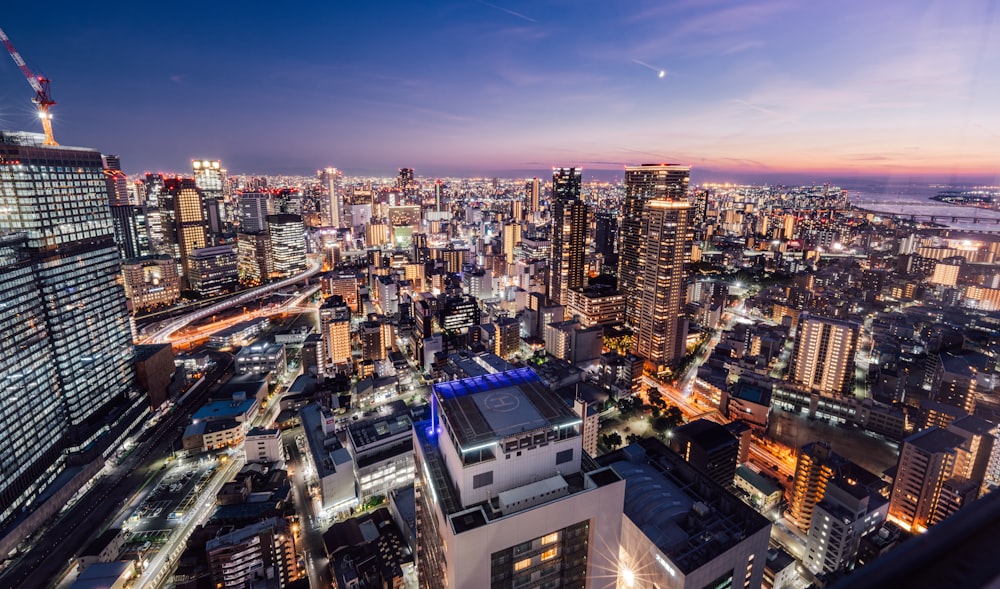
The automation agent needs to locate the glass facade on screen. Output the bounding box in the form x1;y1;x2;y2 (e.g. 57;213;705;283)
0;137;136;528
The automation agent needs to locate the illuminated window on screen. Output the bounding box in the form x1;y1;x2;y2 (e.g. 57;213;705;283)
541;532;559;545
541;548;558;561
514;558;531;572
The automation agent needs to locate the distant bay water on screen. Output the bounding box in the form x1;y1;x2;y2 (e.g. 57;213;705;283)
839;182;1000;232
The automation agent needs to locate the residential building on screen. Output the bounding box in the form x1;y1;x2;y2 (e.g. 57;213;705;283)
789;314;860;396
632;199;691;367
548;167;588;306
619;164;690;328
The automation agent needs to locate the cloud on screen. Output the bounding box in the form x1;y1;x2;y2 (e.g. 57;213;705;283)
477;1;537;24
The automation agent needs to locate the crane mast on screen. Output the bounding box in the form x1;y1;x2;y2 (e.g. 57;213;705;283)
0;26;58;145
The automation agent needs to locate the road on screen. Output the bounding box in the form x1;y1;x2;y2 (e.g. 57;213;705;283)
141;257;322;345
284;427;332;589
165;283;322;348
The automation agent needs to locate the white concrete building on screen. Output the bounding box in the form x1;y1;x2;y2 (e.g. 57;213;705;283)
414;368;626;589
300;404;357;514
244;427;285;464
347;413;414;501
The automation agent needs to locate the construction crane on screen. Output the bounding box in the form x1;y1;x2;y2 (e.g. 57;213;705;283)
0;26;57;145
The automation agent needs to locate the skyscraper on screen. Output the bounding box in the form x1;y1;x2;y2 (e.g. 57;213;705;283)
238;192;272;234
0;132;138;531
632;199;691;367
266;214;307;277
619;164;690;328
790;314;861;396
193;159;225;236
320;166;343;227
163;177;209;278
548;167;587;306
527;177;540;214
594;211;619;273
398;167;415;195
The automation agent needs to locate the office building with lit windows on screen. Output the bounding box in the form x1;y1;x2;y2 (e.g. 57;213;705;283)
413;368;626;589
163;176;208;278
192;159;225;235
0;133;141;539
632;199;691;367
121;254;181;310
320;166;343;227
237;191;271;234
267;213;306;277
188;245;238;297
619;164;690;329
548;167;587;306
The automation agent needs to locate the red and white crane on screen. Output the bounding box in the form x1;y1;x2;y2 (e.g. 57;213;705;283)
0;26;58;145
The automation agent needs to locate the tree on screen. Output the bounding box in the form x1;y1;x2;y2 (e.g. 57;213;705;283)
625;433;642;445
662;405;684;429
647;388;668;415
601;432;623;450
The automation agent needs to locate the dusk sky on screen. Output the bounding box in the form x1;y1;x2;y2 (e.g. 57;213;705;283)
1;1;998;180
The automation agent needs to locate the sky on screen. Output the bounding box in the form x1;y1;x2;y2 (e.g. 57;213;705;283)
1;0;998;182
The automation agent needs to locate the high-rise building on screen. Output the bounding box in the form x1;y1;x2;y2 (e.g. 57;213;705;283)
434;179;445;212
102;154;130;206
188;245;238;297
632;199;691;367
788;442;848;530
398;167;416;195
527;177;540;214
804;478;887;576
108;204;152;260
238;192;271;234
594;211;619;272
887;417;994;533
619;164;690;328
163;177;208;278
0;133;139;533
413;368;626;589
549;167;587;306
502;221;521;266
193;159;225;235
236;231;272;287
320;295;352;371
360;319;386;362
267;214;306;277
320;166;343;227
494;316;521;359
790;314;860;396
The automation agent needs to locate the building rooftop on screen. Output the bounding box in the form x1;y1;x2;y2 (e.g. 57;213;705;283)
735;465;782;496
604;439;771;575
192;398;257;422
906;427;968;454
205;517;282;552
672;419;738;450
433;367;580;449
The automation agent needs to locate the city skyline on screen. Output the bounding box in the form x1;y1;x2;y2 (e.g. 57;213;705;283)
1;1;998;181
